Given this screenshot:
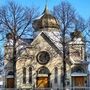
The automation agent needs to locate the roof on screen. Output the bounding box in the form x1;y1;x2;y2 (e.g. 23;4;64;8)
43;31;62;51
69;38;84;44
31;31;63;56
32;6;59;30
70;30;83;40
30;31;73;65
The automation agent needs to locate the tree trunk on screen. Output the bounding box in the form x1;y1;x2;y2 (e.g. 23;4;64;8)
62;27;66;89
12;36;17;88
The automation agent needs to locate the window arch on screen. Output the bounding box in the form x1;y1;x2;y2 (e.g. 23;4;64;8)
38;66;50;74
29;67;32;83
23;67;26;84
72;66;85;73
8;71;14;75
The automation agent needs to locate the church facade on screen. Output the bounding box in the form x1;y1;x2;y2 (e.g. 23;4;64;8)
4;6;89;89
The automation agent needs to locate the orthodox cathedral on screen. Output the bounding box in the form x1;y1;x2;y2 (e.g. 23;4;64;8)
4;6;89;89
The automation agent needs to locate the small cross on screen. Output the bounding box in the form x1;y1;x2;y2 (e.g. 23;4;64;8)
45;0;48;6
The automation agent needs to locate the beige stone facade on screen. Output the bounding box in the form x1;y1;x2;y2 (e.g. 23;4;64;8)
16;33;63;89
4;6;89;89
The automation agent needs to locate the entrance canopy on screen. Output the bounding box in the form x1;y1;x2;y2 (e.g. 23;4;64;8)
71;72;87;76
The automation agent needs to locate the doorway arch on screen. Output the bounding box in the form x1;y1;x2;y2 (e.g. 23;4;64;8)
71;66;87;87
36;66;50;88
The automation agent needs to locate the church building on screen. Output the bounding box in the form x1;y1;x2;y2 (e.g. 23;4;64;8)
4;6;89;89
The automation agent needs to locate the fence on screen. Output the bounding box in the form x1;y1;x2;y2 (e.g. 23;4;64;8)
1;87;90;90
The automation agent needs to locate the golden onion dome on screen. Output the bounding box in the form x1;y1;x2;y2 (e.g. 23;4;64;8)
70;29;82;40
6;32;13;39
32;6;59;30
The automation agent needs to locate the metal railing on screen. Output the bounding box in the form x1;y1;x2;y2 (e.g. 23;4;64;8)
1;87;90;90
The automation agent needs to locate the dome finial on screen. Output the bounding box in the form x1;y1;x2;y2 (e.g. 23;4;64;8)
46;0;48;6
43;0;49;14
32;0;59;30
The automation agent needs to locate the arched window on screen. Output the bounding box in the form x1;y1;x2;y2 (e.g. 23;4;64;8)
23;67;26;84
72;66;85;73
54;67;58;83
8;71;14;75
29;67;32;83
38;66;50;74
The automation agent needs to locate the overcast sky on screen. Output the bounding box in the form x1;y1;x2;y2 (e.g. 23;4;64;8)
0;0;90;20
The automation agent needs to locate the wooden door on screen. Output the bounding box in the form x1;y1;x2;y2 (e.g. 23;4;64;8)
7;78;14;88
36;77;49;88
74;76;84;87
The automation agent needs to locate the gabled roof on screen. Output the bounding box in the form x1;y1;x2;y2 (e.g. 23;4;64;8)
30;31;72;65
31;31;62;55
43;31;62;51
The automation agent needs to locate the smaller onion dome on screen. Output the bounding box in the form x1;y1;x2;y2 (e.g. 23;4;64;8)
32;6;59;30
70;29;82;40
6;33;13;39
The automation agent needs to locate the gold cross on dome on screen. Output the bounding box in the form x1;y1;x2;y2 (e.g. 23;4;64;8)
45;0;48;6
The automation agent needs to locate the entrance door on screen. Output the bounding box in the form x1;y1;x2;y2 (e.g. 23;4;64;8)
36;77;49;88
7;78;14;88
74;76;84;87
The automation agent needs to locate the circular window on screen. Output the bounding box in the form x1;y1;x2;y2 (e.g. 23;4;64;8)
36;51;50;65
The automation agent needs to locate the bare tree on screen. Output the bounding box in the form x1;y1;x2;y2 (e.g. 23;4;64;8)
0;1;38;87
74;16;90;61
85;18;90;60
53;1;76;88
73;15;87;32
0;49;3;75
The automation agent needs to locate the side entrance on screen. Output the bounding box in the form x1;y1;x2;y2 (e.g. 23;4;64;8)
73;76;84;87
36;77;49;88
7;78;14;88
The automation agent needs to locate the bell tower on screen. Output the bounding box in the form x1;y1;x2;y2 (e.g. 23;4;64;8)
69;30;88;87
69;30;85;63
4;33;14;88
